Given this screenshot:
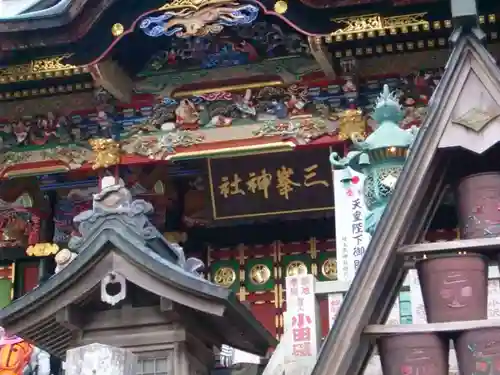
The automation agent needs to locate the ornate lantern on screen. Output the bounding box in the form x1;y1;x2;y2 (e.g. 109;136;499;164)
330;84;419;235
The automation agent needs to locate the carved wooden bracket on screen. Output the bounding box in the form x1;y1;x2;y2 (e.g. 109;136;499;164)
89;59;133;103
307;36;336;79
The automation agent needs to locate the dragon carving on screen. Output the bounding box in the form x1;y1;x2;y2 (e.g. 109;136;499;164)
140;3;259;38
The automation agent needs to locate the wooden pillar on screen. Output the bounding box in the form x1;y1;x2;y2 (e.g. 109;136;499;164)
450;0;478;28
65;343;137;375
449;0;483;42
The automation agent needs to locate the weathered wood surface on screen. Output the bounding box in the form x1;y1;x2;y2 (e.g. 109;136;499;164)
399;236;500;255
65;343;137;375
364;318;500;335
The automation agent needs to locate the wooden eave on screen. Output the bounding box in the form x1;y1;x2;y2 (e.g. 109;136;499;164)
0;0;160;52
311;32;500;375
0;219;275;356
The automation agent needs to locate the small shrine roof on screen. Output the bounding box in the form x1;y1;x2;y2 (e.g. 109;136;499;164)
0;176;276;357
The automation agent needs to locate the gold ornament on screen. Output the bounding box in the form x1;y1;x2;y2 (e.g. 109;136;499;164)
111;23;125;37
213;267;236;287
331;13;428;37
452;107;500;132
89;138;121;170
26;243;60;257
274;0;287;14
159;0;230;11
0;55;79;83
286;261;308;276
250;264;271;285
337;108;366;141
321;258;337;280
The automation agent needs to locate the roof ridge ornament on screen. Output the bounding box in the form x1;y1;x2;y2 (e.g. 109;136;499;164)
372;84;404;125
67;175;205;276
68;176;156;249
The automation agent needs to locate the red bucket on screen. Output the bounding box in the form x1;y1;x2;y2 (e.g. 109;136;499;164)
457;172;500;239
378;333;449;375
416;253;488;323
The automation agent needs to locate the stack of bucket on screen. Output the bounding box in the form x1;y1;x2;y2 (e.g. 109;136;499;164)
379;173;500;375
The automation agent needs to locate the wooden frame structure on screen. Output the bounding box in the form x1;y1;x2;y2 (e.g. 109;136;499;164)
311;4;500;375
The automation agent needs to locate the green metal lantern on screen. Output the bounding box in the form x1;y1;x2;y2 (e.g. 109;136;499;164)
330;84;419;235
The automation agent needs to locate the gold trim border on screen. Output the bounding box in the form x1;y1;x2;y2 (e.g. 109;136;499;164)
172;80;284;98
326;13;496;43
0;55;88;84
330;31;499;58
167;141;296;161
0;82;94;101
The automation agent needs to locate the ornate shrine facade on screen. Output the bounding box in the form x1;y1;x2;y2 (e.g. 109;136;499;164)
0;0;496;349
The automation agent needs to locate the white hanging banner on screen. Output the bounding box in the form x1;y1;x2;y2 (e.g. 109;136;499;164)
331;168;371;328
409;269;428;324
333;168;369;283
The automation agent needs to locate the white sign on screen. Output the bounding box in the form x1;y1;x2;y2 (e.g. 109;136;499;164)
284;275;320;375
330;168;371;327
333;168;369;282
488;279;500;318
386;297;401;325
327;293;344;327
408;269;427;323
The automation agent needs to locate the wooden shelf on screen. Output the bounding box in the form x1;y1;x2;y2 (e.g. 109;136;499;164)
398;237;500;255
364;319;500;336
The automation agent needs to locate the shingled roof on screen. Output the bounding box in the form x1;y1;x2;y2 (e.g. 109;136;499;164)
311;30;500;375
0;177;276;357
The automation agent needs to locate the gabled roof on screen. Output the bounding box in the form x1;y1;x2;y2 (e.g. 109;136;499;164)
0;0;94;29
311;31;500;375
0;0;70;21
0;178;275;357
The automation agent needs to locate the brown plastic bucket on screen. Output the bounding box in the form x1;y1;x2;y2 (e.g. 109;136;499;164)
455;328;500;375
416;253;488;323
457;172;500;239
378;333;449;375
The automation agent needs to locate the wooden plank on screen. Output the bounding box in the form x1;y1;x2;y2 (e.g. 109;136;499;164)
365;318;500;335
398;237;500;255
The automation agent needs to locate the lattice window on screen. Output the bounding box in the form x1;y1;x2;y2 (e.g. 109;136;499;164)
137;358;169;375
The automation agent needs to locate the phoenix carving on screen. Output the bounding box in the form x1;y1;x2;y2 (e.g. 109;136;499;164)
140;2;259;38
